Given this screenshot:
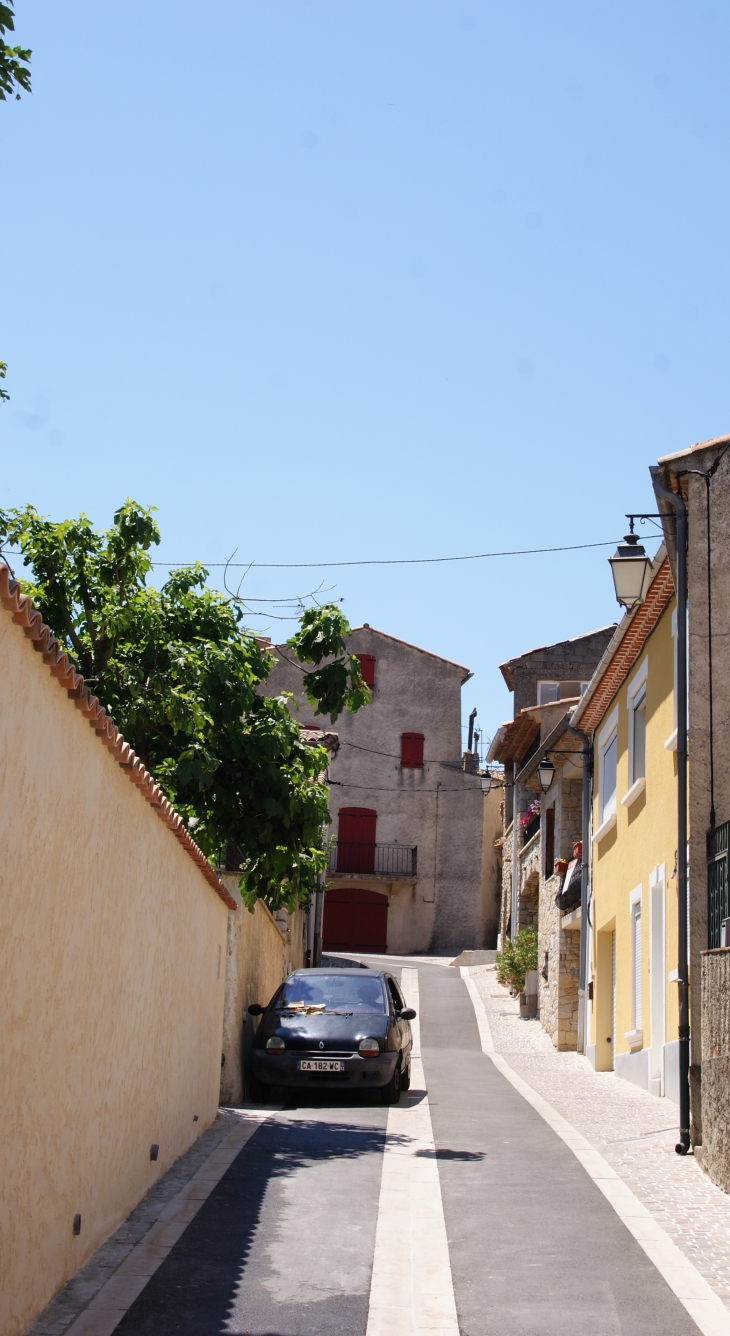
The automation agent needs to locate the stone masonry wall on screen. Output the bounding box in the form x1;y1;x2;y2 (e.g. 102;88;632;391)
498;822;513;947
701;948;730;1193
558;925;581;1050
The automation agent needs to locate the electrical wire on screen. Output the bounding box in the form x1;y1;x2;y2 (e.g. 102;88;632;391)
328;781;480;793
337;739;463;771
147;538;619;570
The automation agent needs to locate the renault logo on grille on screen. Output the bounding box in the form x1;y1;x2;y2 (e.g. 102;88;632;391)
318;1041;324;1050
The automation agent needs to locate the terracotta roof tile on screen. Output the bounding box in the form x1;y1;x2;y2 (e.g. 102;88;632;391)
573;557;675;736
0;563;237;912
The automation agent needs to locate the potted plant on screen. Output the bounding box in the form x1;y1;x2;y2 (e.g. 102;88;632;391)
554;857;569;878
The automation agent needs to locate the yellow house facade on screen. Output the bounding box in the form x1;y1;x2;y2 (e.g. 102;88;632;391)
572;549;680;1100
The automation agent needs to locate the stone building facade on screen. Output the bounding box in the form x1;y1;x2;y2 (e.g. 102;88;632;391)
654;434;730;1157
488;628;614;1049
265;625;494;955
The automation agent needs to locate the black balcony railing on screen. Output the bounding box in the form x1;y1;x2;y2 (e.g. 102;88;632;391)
328;842;417;877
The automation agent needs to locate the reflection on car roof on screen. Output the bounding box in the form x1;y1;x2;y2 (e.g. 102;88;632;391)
291;967;383;977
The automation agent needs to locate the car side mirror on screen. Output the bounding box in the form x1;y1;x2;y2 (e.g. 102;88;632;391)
247;1003;264;1016
400;1008;416;1021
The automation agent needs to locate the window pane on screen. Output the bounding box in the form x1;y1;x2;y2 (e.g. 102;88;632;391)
538;681;560;705
602;734;617;819
633;695;646;783
278;975;387;1013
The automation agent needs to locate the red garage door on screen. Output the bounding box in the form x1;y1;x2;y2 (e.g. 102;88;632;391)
323;886;388;952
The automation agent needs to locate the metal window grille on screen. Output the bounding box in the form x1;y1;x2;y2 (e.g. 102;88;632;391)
707;821;730;949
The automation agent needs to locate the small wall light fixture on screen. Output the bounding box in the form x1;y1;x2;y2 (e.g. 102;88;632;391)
536;756;555;793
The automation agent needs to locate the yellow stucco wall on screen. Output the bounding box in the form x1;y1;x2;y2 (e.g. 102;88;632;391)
220;883;296;1104
589;598;679;1076
0;612;230;1336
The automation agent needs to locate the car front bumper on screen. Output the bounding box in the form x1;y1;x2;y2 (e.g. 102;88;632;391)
251;1048;400;1089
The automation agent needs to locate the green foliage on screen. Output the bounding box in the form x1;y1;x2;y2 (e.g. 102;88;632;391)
1;4;31;401
288;604;370;722
0;501;369;912
495;927;538;994
0;3;31;101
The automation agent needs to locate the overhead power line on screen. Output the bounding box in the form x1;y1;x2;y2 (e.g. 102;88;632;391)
148;539;619;571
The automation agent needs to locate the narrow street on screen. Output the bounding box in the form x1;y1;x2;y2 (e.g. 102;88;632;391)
101;958;701;1336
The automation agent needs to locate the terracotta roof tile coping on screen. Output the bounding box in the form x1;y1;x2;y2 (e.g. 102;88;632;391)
657;432;730;466
571;547;674;737
499;626;617;691
282;625;472;682
0;564;237;912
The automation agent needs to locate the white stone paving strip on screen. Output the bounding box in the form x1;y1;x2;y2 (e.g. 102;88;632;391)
366;967;459;1336
62;1109;275;1336
461;967;730;1336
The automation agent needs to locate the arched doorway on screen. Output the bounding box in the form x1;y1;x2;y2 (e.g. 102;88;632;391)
323;886;389;952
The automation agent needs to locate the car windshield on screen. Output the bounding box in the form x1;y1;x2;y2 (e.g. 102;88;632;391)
276;975;387;1014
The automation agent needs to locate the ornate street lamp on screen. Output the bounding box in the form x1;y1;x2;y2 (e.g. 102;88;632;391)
536;755;555;793
608;522;653;609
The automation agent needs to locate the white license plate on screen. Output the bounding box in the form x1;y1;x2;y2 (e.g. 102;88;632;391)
297;1059;345;1072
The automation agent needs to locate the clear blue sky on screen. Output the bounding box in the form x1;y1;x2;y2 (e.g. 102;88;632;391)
2;2;728;748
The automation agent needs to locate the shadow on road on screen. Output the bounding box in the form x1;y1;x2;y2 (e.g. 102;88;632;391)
113;1115;393;1336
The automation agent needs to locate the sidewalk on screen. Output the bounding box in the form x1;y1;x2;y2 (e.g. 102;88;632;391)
469;963;730;1311
23;1108;263;1336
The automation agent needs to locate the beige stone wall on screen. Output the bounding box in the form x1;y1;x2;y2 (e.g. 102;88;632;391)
498;821;513;947
0;613;230;1336
538;872;560;1037
219;885;308;1104
480;787;503;948
700;949;730;1191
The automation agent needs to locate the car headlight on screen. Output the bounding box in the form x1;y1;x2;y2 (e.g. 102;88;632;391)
359;1038;380;1057
265;1036;286;1054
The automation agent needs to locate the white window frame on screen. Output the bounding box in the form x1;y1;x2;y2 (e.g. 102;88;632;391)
626;885;643;1046
623;656;648;807
594;706;619;842
665;607;678;751
537;680;560;705
579;681;590;696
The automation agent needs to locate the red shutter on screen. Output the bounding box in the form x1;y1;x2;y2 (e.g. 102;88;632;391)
401;733;425;769
337;807;377;873
356;654;376;688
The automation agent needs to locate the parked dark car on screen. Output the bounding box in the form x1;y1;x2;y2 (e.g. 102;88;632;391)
247;968;416;1105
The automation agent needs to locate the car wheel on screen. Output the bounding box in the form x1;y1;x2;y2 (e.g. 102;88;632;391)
248;1072;271;1104
381;1058;402;1105
401;1060;411;1092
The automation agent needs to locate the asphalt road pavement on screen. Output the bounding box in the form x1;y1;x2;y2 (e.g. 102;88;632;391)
113;957;701;1336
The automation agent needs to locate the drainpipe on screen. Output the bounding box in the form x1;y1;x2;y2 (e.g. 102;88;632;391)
650;466;690;1155
312;873;325;967
511;764;519;936
578;735;592;1053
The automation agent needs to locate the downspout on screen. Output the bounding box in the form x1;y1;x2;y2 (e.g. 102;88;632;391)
566;722;592;1054
511;765;519;936
313;873;325;967
650;466;690;1155
578;734;592;1053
